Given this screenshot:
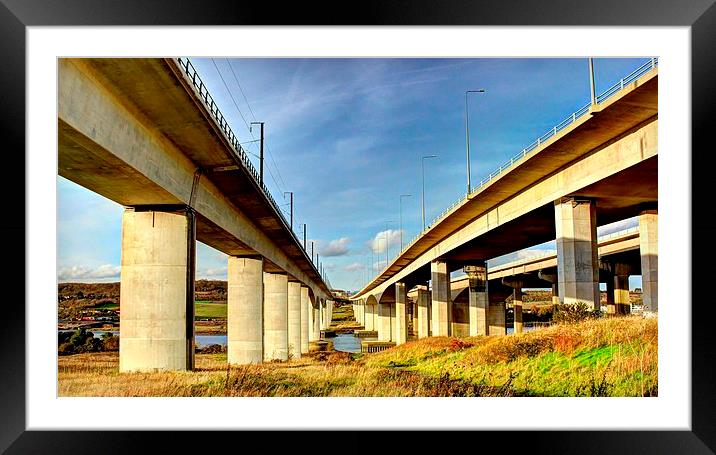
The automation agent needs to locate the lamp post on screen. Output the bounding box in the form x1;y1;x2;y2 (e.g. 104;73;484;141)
399;194;411;251
465;89;485;195
421;155;437;230
588;58;596;106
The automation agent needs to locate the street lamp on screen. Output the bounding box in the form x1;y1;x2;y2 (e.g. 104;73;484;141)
399;194;411;251
421;155;437;230
588;58;596;106
465;89;485;194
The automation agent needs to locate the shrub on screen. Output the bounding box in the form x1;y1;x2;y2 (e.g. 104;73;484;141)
553;302;601;324
102;333;120;351
58;342;75;356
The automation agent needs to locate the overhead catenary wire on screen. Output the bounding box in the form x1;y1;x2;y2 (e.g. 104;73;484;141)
210;58;285;196
224;58;288;193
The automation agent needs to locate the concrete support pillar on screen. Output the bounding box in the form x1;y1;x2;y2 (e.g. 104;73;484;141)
300;287;310;354
555;197;600;309
326;300;334;328
263;272;288;361
513;288;523;334
287;281;302;359
311;302;321;341
411;300;418;336
538;270;559;307
489;302;507;336
614;263;632;315
119;208;194;373
639;209;658;313
417;287;430;338
378;302;392;341
465;264;488;337
364;300;375;331
606;274;616;315
431;260;450;336
503;278;523;334
228;256;263;365
395;283;408;345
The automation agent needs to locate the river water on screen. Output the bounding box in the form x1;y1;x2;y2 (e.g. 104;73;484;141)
59;329;227;348
325;333;362;353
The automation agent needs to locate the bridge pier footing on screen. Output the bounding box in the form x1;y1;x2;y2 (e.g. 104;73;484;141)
555;197;600;309
288;281;302;360
639;209;658;313
228;256;264;365
119;207;195;373
300;287;310;354
395;283;408;345
263;272;289;361
417;287;430;338
431;260;451;336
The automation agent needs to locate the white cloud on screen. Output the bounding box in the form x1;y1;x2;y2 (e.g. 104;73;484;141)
344;262;364;272
488;249;556;268
319;237;350;257
367;229;402;254
198;267;228;279
58;264;120;282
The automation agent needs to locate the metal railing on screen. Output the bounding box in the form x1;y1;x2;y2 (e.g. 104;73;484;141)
395;59;658;264
174;58;330;287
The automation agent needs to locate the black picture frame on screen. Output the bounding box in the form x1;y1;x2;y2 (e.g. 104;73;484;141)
3;0;713;452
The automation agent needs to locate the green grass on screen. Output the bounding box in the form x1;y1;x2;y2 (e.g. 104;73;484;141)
364;316;657;397
93;302;119;310
194;302;227;319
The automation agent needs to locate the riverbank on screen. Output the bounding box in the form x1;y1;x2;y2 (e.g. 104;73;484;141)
58;315;656;397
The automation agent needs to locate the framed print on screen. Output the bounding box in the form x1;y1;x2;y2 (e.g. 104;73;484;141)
3;0;715;452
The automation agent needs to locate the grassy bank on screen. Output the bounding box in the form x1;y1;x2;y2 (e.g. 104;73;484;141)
58;316;656;397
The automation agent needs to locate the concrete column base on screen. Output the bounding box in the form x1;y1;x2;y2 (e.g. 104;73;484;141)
263;272;288;361
288;281;302;360
300;287;310;354
119;208;194;373
555;197;600;309
431;260;450;336
395;283;408;345
228;256;263;365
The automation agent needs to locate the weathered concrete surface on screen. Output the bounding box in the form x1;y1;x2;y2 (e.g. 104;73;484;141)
352;70;657;301
311;303;321;341
119;209;192;372
58;58;330;302
263;272;288;361
288;281;302;359
300;286;310;354
469;287;489;337
378;303;393;341
639;209;658;312
416;288;430;338
431;260;450;336
555;198;600;308
488;302;507;336
395;283;408;345
227;256;263;365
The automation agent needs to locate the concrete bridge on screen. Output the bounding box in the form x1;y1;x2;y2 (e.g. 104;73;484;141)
351;63;658;345
58;58;334;372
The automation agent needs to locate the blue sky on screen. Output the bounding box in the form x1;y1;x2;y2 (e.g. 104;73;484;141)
58;57;650;291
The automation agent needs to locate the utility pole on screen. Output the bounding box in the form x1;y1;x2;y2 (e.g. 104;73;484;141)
250;122;265;186
283;191;293;229
311;241;315;262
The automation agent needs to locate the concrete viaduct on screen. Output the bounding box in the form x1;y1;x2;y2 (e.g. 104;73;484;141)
351;65;658;345
58;58;334;372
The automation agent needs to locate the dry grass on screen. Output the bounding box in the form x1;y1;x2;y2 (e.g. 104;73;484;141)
58;316;657;397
